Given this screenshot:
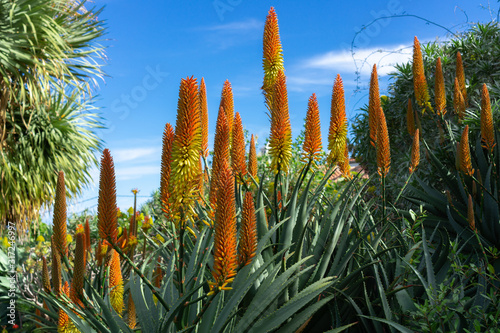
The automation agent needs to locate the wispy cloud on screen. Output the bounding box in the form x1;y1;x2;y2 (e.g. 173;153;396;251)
202;18;263;32
112;147;159;163
301;44;412;76
116;165;160;181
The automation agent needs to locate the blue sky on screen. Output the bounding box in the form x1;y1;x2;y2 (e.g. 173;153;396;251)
49;0;498;218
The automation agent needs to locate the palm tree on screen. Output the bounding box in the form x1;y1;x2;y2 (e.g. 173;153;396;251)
0;0;106;231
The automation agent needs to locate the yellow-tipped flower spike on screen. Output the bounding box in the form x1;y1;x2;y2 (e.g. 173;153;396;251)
58;281;78;333
160;123;175;221
170;76;202;227
302;93;323;163
413;37;432;112
210;107;231;213
268;69;292;173
70;232;86;308
328;74;347;166
409;129;420;174
407;99;416;136
97;149;118;243
52;171;68;258
434;57;447;116
456;52;467;104
127;295;136;329
199;78;209;158
340;144;352;179
459;125;474;177
376;107;391;177
219;80;234;139
51;236;62;296
238;192;257;267
209;160;238;295
369;64;381;147
453;77;466;121
248;134;258;181
481;83;495;152
231;112;247;180
109;249;124;315
262;7;284;109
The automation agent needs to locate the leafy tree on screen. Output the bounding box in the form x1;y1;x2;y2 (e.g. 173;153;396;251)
0;0;106;229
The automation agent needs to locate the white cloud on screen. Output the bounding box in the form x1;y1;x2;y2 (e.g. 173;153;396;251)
202;18;262;32
112;147;158;163
116;165;160;181
301;44;412;76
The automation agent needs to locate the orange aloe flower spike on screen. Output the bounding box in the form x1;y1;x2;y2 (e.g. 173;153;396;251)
231;112;247;180
127;295;137;329
209;160;238;295
51;236;62;296
434;57;446;116
52;171;68;258
109;249;124;314
453;77;466;122
413;37;432;112
409;129;420;174
84;218;91;254
376;107;391;177
248;134;258;180
42;256;51;293
219;80;234;139
58;281;76;333
70;232;86;307
238;192;258;267
481;83;495;152
262;7;284;109
327;74;347;166
160;123;175;220
170;76;202;226
407;99;416;136
459;125;474;176
269;70;292;173
97;149;118;243
209;107;231;212
456;52;467;104
369;64;381;146
302;93;322;163
467;194;476;232
199;78;209;158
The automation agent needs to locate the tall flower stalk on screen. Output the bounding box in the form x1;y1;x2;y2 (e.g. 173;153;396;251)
248;134;258;181
459;125;474;177
262;6;284;110
70;231;86;307
369;65;381;146
327;74;347;166
302;93;322;164
219;80;234;140
169;76;202;228
434;57;446;116
97;149;118;244
407;99;416;136
199;78;209;159
453;77;466;122
456;51;467;105
481;83;495;152
231;112;247;181
52;171;68;258
209;107;231;213
160;123;175;221
209;160;238;295
413;36;432;112
109;249;124;315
